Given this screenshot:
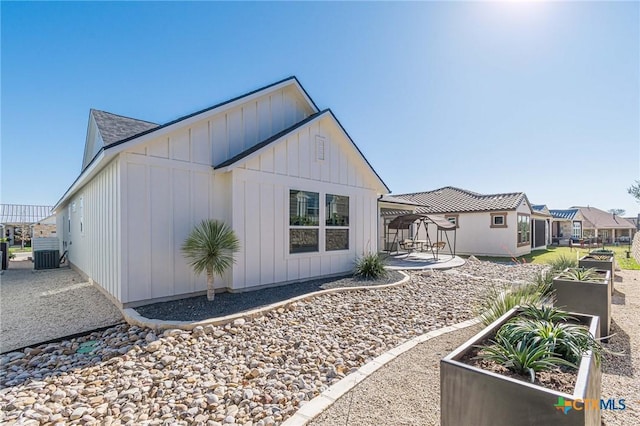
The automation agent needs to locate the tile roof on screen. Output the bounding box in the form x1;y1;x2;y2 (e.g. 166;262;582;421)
91;109;159;146
380;208;413;217
572;206;635;230
0;204;53;224
550;209;579;220
378;195;423;206
391;186;527;214
531;205;546;211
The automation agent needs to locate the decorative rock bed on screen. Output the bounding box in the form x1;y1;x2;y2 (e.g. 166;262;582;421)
0;262;546;425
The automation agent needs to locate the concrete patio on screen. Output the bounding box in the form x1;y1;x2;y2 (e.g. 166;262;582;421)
384;252;465;270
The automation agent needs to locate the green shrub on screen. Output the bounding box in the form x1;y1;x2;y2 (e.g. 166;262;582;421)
478;333;575;383
558;267;602;282
353;252;387;280
478;308;608;382
477;283;551;326
548;255;577;274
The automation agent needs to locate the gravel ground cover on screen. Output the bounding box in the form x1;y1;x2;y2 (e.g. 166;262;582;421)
135;271;405;321
0;261;544;425
312;267;640;426
310;324;482;426
601;269;640;426
0;263;123;353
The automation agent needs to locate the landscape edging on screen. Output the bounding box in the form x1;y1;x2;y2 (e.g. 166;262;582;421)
281;317;481;425
123;270;411;331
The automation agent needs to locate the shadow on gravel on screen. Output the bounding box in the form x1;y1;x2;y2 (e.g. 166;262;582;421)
135;271;406;322
612;289;626;305
602;319;633;377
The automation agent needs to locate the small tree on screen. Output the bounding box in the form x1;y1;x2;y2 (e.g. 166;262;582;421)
608;208;626;216
182;220;240;301
628;180;640;203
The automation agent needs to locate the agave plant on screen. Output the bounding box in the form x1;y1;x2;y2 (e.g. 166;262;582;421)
520;305;574;323
588;254;612;261
478;333;576;383
558;267;603;282
496;318;598;365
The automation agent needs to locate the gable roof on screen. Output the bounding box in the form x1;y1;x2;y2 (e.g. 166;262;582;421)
214;109;390;193
572;206;635;230
550;209;579;220
1;204;53;224
531;204;551;217
91;109;159;146
102;76;318;152
215;110;327;169
55;76;322;211
391;186;529;214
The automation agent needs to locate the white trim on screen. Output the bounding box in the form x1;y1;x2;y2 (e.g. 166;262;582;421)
54;78;317;211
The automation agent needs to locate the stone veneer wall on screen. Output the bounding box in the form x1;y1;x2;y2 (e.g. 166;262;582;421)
632;233;640;264
32;223;57;238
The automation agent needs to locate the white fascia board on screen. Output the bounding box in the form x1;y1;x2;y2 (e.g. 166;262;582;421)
106;79;313;156
53;150;114;212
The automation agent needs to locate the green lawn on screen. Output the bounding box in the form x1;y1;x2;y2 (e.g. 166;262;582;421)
471;245;640;270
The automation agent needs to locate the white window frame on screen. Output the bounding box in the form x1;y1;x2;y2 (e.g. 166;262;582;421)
288;188;351;255
325;194;349;251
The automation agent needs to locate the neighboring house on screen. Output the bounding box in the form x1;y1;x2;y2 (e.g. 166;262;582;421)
549;208;584;243
32;214;58;238
53;77;389;308
388;187;535;257
530;205;552;250
571;206;635;244
0;204;53;246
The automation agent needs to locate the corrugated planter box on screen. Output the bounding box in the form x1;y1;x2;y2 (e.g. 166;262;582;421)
441;307;601;426
579;254;615;295
553;268;611;338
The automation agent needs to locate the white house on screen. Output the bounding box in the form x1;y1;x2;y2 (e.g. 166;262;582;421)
389;187;535;257
53;77;389;308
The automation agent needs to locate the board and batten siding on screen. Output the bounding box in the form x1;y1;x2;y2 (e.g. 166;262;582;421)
227;115;381;290
117;86;311;305
58;159;121;301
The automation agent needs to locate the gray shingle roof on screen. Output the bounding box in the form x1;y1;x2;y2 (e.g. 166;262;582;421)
91;109;158;146
571;206;635;230
392;186;527;214
1;204;53;224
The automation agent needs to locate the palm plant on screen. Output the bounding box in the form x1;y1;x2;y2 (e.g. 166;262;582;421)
182;219;240;301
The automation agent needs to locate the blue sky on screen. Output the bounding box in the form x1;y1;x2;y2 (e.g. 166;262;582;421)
2;1;639;216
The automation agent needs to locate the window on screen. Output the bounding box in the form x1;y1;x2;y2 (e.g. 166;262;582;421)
445;215;459;228
490;213;507;228
326;194;349;251
517;214;530;246
289;190;319;253
572;221;582;239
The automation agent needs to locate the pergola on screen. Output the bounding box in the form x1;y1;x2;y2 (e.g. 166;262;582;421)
386;213;457;259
